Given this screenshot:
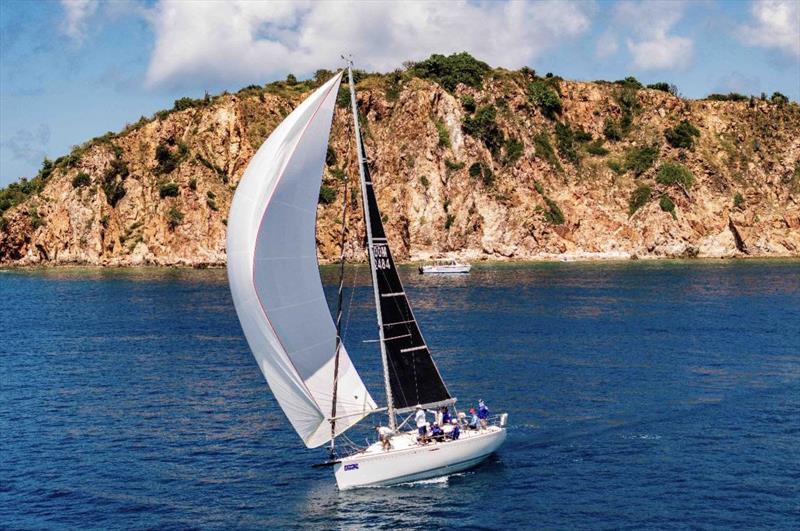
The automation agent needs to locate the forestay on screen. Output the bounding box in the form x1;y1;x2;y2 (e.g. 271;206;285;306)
227;72;377;448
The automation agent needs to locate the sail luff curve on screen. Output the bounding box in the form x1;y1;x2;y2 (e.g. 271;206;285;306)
227;72;377;448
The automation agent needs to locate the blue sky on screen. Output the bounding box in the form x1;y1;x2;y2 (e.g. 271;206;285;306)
1;0;798;187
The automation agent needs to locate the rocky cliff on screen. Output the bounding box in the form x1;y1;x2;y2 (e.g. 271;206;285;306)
2;59;799;266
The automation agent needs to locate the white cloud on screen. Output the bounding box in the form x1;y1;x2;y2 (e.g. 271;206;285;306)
143;0;594;88
716;71;762;95
60;0;99;42
614;0;693;70
740;0;800;57
1;124;51;166
596;31;619;58
627;34;692;70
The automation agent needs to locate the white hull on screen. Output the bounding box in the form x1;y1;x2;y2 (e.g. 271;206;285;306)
333;426;505;489
419;264;471;274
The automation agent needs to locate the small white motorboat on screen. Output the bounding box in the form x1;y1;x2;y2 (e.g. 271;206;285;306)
226;61;506;490
419;258;472;274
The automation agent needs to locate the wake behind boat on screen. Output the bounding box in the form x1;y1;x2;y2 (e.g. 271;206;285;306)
226;61;507;489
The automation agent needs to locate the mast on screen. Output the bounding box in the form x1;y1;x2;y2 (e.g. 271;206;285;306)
347;63;397;430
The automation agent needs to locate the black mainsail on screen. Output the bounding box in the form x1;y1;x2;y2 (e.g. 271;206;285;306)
347;67;453;427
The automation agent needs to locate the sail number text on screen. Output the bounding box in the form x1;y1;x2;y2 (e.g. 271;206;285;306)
372;244;391;270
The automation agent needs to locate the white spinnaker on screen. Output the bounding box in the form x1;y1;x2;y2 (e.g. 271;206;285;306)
227;72;377;448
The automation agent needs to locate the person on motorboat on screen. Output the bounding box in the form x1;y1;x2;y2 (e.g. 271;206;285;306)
477;399;490;429
468;408;479;430
375;425;393;450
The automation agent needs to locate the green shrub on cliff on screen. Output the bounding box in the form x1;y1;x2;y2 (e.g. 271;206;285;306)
706;93;748;102
435;120;451;149
624;145;659;176
102;159;128;207
586;140;609;156
155;142;188;174
533;132;562;172
29;208;45;229
665;120;700;149
647;82;678;95
0;158;55;214
603;118;623;141
503;137;523;166
771;92;789;105
166;205;183;230
544;198;565;225
733;192;745;209
462;105;504;155
527;80;562;119
173;97;207;112
629;185;652;215
603;87;641;142
444;159;465;171
616;87;641;132
615;76;643;89
656;162;695;189
659;195;676;218
409;52;491;92
71;173;91;188
206;190;218;211
468;162;494;187
318;185;337;205
159;182;179;198
461;95;476;113
555;123;581;166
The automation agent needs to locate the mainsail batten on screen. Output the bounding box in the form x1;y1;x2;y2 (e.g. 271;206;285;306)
228;72;377;449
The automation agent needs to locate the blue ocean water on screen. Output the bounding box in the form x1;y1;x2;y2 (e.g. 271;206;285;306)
1;261;799;529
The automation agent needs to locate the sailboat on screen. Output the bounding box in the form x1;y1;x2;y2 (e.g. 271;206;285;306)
226;63;507;489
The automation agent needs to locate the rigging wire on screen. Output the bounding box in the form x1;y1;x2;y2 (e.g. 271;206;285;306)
329;117;352;458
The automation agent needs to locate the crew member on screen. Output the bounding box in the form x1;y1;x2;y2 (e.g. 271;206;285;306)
415;405;429;443
477;399;490;429
430;423;445;442
450;420;460;440
441;406;452;425
375;425;393;450
468;408;479;430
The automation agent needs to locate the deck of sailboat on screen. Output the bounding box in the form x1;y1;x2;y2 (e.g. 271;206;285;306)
334;424;506;489
353;425;504;458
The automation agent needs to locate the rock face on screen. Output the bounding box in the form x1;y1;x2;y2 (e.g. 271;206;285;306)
2;71;799;266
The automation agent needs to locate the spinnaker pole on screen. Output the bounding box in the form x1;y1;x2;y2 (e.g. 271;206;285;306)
347;63;396;431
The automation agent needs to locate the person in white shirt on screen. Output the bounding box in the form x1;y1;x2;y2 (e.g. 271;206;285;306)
375;425;393;450
415;404;430;443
